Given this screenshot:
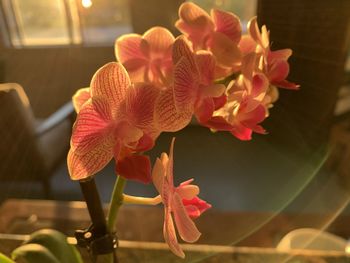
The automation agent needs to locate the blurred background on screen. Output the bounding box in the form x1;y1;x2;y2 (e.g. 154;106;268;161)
1;0;350;252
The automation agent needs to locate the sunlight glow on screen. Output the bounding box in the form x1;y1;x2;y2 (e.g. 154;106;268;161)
82;0;92;9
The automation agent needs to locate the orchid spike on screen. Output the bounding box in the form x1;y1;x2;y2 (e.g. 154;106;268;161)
152;138;211;258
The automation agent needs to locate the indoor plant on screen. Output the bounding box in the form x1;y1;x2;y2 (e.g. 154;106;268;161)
1;2;298;262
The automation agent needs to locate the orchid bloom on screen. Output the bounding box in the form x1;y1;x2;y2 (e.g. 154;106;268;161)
175;2;242;75
242;17;299;90
152;138;211;258
115;27;174;85
213;78;268;140
68;62;160;183
172;36;226;124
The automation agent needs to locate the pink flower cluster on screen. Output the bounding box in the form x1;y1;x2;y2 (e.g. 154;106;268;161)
67;2;298;258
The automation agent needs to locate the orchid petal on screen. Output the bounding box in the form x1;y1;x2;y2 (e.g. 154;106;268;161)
201;83;226;98
154;88;193;132
152;157;165;195
195;51;216;85
176;184;200;200
268;49;292;62
164;208;185;258
143;27;175;55
167;138;175;186
72;87;91;113
184;205;201;219
115;33;148;63
241;52;257;79
176;2;214;41
213;94;227;110
172;36;197;71
195;98;214;123
209;32;242;67
205;116;233;131
183;197;212;219
273;80;300;90
252;73;269;97
230;125;253;140
126;83;160;133
247;17;261;45
239;35;257;55
90;62;130;113
71;98;114;154
174;56;197;112
211;9;241;44
269;60;290;82
116;154;152;184
172;192;201;243
67;146;113;181
240;104;267;127
135;133;155;152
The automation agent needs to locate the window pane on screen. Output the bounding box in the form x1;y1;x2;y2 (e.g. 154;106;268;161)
77;0;132;45
12;0;70;46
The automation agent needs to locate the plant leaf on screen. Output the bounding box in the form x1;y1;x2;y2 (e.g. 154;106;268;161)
23;229;82;263
11;244;60;263
0;252;15;263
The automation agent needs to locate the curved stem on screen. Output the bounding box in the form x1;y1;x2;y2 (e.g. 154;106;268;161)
123;194;162;205
107;176;127;232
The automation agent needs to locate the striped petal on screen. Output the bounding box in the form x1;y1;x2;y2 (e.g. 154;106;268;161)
172;36;196;69
71;98;114;154
173;56;197;113
90;62;130;113
115;33;148;64
195;51;216;85
143;27;175;55
67;145;113;181
211;9;241;44
72;87;91;113
154;88;193;132
125;83;160;134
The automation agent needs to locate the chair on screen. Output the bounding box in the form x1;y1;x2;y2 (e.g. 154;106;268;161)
0;83;74;198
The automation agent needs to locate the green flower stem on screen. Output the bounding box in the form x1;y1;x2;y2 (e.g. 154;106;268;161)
107;176;127;232
123;194;162;205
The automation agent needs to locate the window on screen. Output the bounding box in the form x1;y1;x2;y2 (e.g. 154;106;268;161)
0;0;132;47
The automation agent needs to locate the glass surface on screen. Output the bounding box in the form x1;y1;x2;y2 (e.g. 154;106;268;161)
77;0;132;45
11;0;70;46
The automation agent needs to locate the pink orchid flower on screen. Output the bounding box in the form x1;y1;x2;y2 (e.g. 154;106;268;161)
211;75;268;140
171;36;226;124
152;138;211;258
115;26;174;85
244;17;299;90
68;62;160;183
175;2;242;74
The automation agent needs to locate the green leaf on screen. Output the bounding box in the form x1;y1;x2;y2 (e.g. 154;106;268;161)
0;252;15;263
11;244;60;263
23;229;82;263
